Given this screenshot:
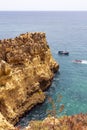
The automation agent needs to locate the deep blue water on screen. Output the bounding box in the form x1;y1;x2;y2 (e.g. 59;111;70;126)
0;11;87;127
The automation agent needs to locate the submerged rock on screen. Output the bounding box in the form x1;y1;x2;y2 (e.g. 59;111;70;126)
0;32;59;129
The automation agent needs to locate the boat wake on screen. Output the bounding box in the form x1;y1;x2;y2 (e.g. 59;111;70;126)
81;60;87;64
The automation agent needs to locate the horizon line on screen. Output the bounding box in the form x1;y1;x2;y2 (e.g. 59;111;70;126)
0;10;87;12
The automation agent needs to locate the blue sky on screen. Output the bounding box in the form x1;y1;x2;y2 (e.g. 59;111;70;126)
0;0;87;11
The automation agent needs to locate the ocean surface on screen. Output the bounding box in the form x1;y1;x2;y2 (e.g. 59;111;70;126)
0;11;87;127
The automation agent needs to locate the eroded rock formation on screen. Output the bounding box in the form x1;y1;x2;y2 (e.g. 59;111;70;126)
26;114;87;130
0;32;59;129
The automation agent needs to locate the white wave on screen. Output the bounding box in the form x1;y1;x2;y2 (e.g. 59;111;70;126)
81;60;87;64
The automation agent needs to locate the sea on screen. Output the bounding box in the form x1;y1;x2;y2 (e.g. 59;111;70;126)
0;11;87;127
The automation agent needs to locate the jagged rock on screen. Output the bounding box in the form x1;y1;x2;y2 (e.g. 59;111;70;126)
26;114;87;130
0;32;59;129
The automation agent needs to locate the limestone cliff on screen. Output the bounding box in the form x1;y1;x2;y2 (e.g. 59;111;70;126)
0;113;15;130
0;32;59;129
26;114;87;130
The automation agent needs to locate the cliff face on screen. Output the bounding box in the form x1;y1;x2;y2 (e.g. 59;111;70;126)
0;113;15;130
26;114;87;130
0;32;59;129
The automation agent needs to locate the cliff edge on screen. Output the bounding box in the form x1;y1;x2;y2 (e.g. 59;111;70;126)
0;32;59;129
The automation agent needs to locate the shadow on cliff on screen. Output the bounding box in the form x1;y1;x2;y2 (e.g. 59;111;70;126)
16;71;60;128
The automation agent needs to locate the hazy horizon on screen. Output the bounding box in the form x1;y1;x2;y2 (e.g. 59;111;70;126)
0;0;87;11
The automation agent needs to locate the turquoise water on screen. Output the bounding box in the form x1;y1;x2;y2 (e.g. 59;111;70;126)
0;11;87;127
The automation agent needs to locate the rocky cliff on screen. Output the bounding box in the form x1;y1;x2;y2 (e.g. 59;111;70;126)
26;114;87;130
0;32;59;130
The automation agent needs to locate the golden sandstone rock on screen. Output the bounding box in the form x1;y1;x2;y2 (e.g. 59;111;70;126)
26;114;87;130
0;113;15;130
0;32;59;129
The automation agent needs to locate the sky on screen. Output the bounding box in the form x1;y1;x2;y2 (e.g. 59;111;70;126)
0;0;87;11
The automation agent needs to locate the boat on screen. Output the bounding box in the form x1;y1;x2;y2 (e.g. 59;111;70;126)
58;51;69;55
72;59;82;63
72;60;87;64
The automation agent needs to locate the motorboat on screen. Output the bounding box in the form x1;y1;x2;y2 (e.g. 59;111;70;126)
72;59;82;63
58;51;69;55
